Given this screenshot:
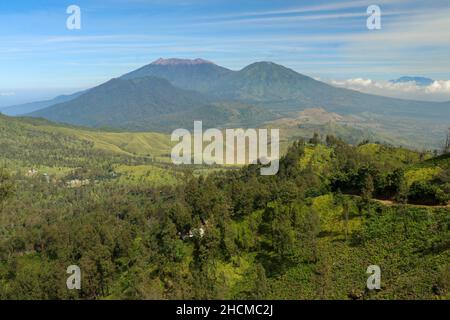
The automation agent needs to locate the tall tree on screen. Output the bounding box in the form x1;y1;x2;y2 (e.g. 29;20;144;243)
361;173;374;216
0;168;14;211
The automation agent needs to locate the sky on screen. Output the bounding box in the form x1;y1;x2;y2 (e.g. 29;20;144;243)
1;0;450;106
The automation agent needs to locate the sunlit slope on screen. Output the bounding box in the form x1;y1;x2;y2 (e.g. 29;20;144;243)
0;114;172;163
54;128;172;158
405;153;450;186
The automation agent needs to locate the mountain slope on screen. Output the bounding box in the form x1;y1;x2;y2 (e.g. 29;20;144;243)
30;76;210;130
208;61;334;105
144;102;276;131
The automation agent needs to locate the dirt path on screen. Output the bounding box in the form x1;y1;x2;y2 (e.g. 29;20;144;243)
373;198;450;208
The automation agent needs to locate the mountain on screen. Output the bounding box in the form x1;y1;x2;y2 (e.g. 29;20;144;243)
27;59;450;134
207;61;336;106
390;76;434;86
206;62;450;121
30;76;210;130
121;58;232;92
0;91;85;116
29;75;275;132
2;58;228;115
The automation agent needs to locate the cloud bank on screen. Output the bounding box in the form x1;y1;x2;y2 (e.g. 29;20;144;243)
0;92;15;97
329;78;450;102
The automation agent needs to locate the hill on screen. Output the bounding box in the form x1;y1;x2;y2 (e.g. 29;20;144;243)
0;113;172;170
404;153;450;205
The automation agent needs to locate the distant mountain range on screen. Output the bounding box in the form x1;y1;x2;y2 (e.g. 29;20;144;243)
390;76;434;86
0;91;85;116
3;58;449;132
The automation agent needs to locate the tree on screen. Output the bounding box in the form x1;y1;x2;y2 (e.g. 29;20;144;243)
395;176;409;204
361;173;374;215
326;134;342;148
0;168;14;210
271;205;295;261
262;201;296;269
295;207;320;263
309;132;321;145
252;263;268;299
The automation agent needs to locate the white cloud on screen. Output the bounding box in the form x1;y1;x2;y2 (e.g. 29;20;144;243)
201;0;406;21
329;78;450;102
0;92;15;97
426;81;450;94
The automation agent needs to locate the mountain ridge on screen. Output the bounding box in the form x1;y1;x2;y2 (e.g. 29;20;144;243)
151;58;215;65
390;76;434;86
22;58;450;133
0;90;86;116
121;57;233;92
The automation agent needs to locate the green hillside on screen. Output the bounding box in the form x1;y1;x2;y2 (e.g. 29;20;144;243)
0;114;172;164
0;134;448;299
0;114;182;190
404;153;450;205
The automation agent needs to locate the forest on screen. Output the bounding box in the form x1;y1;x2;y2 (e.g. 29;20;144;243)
0;118;448;299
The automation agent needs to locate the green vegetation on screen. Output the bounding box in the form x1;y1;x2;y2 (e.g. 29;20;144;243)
0;117;448;300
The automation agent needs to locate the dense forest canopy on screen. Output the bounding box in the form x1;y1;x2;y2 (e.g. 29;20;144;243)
0;122;448;299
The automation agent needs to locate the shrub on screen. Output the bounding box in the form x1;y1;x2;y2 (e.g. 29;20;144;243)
408;181;448;205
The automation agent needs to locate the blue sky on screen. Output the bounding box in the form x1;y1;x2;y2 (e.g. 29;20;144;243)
1;0;450;105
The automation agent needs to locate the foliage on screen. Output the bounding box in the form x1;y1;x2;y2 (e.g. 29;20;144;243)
0;126;448;300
